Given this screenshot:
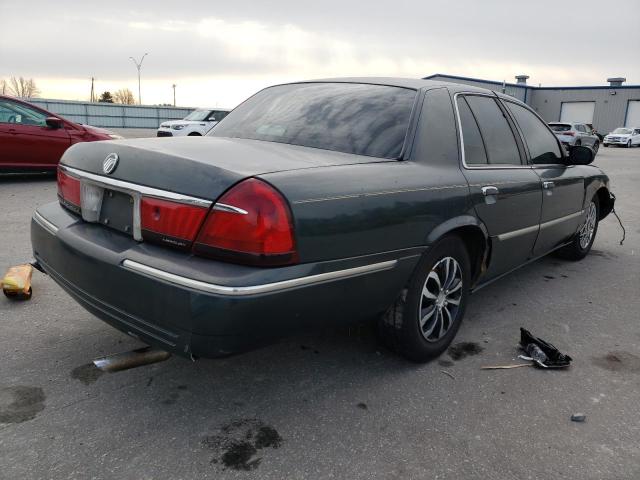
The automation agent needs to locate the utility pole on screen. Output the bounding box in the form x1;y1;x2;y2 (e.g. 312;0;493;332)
129;53;149;105
90;77;95;102
172;84;176;107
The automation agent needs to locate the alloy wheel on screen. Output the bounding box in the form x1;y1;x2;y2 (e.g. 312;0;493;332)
418;257;463;342
579;201;597;249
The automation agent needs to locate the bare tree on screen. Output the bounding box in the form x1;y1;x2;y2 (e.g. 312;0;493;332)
113;88;136;105
7;76;40;98
1;79;7;95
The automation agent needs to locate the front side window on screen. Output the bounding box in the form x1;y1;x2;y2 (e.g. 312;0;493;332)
206;110;228;122
505;101;562;164
464;95;521;165
210;83;417;159
0;99;47;126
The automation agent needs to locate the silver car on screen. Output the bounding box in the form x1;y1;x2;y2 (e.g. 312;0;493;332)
548;122;600;153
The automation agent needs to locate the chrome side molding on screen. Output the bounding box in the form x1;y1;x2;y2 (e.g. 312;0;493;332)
122;258;398;296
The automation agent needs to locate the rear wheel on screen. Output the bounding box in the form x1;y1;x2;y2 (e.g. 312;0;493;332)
379;235;471;362
555;196;599;261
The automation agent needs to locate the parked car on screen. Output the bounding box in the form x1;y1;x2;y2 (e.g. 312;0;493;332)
548;122;600;152
603;127;640;148
157;108;230;137
0;95;122;172
586;123;604;142
32;79;614;363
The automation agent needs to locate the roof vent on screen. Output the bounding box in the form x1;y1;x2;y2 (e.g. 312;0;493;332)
515;75;529;85
607;77;626;87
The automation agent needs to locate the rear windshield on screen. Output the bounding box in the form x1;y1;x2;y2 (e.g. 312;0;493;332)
549;124;572;132
209;83;417;159
612;128;632;134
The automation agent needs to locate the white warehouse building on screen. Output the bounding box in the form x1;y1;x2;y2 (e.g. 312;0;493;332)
425;74;640;136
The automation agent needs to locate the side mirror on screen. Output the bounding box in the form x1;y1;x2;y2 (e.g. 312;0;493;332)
567;145;595;165
45;117;64;129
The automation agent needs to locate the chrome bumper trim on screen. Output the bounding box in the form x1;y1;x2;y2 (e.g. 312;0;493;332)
33;211;59;235
122;259;398;296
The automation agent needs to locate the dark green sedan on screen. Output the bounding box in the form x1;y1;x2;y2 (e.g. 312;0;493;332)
31;78;614;362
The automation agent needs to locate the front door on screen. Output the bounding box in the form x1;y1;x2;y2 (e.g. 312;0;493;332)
455;93;542;280
0;98;71;168
500;99;585;256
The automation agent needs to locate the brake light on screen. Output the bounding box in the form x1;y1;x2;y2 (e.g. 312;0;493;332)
57;168;81;212
563;131;575;136
140;197;209;249
193;178;297;266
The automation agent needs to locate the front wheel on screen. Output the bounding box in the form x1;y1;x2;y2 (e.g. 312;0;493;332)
603;143;609;148
627;140;632;148
378;235;471;362
593;141;599;153
555;197;599;261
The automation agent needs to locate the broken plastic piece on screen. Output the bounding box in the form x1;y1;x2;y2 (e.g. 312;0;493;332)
519;328;572;368
1;264;33;300
571;413;586;422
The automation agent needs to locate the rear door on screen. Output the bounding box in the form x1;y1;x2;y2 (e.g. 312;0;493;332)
502;100;585;256
0;98;71;168
455;93;542;280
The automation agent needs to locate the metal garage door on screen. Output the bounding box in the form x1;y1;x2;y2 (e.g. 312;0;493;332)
626;101;640;127
560;102;595;123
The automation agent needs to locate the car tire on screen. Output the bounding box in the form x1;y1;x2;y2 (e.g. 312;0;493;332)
603;143;608;148
627;140;632;148
555;196;599;261
575;140;582;146
593;141;599;153
378;235;471;362
188;132;202;136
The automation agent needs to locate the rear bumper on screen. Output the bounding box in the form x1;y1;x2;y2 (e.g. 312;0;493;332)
31;202;420;358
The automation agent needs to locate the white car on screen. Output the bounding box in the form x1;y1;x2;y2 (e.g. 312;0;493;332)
603;127;640;148
157;108;230;137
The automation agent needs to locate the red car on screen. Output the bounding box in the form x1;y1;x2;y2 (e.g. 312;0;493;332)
0;95;122;172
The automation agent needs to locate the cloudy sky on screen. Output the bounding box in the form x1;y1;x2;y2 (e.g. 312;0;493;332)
1;0;638;108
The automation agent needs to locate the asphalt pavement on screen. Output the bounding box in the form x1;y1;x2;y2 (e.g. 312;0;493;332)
1;146;639;479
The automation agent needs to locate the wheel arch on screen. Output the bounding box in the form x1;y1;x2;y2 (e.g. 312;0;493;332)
425;216;489;286
596;186;614;220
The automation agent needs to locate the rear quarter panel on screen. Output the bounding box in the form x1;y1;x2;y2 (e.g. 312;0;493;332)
260;161;471;263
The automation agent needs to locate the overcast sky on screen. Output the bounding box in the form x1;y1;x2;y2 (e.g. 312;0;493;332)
1;0;638;108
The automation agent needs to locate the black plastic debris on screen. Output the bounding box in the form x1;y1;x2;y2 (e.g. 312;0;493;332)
571;413;587;422
519;328;572;368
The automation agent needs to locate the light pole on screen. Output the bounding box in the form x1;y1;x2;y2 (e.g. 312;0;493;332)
129;53;149;105
172;84;176;107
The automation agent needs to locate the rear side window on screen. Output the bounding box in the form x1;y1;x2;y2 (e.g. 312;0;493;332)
211;83;417;159
505;101;562;164
549;124;571;132
575;124;586;132
464;95;521;165
412;88;459;165
457;97;488;165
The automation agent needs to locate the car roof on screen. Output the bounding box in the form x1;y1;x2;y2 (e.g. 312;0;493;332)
285;77;495;94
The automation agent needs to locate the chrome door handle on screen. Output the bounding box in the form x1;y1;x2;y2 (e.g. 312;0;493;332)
481;186;499;196
543;181;555;189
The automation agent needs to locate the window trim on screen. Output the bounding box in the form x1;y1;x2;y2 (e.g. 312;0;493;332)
453;92;530;170
500;98;567;167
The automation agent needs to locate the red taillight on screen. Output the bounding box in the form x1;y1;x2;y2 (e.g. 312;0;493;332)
140;197;209;249
563;131;575;136
57;168;81;210
193;178;297;266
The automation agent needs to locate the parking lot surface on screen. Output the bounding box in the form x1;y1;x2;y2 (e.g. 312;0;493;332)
1;146;639;479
